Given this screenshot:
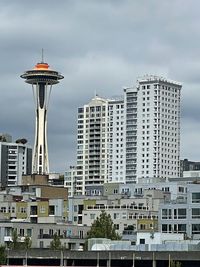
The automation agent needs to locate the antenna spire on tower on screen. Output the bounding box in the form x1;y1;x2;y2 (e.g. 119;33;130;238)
41;48;44;63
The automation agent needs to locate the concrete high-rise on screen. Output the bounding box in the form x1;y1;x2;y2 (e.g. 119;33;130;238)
74;96;125;196
124;75;181;183
76;96;109;195
72;75;182;195
21;61;64;175
107;99;126;184
0;134;32;187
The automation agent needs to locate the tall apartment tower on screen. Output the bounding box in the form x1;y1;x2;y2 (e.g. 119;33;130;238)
124;75;181;183
74;96;125;196
73;75;181;195
76;96;109;195
0;134;32;187
107;99;126;183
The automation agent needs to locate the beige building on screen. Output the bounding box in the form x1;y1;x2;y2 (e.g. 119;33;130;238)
1;220;89;250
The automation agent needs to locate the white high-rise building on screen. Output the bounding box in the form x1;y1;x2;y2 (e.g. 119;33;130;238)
108;99;126;183
76;96;109;195
73;75;181;195
124;75;181;183
75;96;126;195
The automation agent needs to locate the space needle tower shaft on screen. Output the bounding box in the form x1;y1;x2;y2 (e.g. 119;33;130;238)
21;60;64;174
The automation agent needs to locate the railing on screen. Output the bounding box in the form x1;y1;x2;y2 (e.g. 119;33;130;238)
85;205;150;211
37;234;83;239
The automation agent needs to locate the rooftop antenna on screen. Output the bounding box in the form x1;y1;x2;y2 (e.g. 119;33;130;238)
41;48;44;63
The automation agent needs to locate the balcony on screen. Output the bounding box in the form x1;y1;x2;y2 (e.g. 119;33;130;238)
38;234;81;239
4;236;12;242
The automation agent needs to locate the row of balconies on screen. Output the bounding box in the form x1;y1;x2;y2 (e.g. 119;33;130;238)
126;121;137;126
86;205;150;211
126;98;137;103
126;174;137;177
37;234;81;239
4;233;83;243
128;215;158;220
89;125;101;129
127;108;137;114
126;153;137;158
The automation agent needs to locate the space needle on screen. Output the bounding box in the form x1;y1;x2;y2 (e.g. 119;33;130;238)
21;56;64;175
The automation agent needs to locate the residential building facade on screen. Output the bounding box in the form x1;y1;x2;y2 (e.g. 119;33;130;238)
159;183;200;239
1;221;89;249
124;76;181;183
73;76;182;194
180;158;200;177
0;136;32;187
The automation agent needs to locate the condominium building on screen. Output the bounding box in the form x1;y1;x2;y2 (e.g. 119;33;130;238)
74;76;181;194
76;96;109;195
124;76;181;183
107;99;125;183
0;221;89;249
75;96;126;195
0;134;32;187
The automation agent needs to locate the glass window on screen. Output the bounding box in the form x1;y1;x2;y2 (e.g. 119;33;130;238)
162;209;171;219
90;214;95;220
114;213;120;219
192;224;200;234
178;224;186;233
192;208;200;219
27;229;32;237
192;193;200;203
162;224;167;232
177;209;186;219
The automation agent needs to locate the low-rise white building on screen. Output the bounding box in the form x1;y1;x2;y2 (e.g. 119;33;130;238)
159;183;200;239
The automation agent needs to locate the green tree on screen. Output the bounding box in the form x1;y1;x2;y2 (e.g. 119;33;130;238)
87;211;121;240
50;233;62;250
23;236;32;250
10;229;19;249
0;245;6;264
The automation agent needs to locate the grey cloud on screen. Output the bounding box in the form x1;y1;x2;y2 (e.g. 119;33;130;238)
0;0;199;172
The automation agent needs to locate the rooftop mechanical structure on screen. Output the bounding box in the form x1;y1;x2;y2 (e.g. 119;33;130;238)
21;61;64;174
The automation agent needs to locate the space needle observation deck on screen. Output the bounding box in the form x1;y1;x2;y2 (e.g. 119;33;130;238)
21;61;64;175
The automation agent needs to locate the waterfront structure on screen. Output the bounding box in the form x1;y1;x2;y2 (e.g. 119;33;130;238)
124;76;182;183
5;249;200;266
21;60;64;175
0;136;32;187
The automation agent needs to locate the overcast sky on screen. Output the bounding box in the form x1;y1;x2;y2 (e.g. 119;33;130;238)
0;0;199;173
